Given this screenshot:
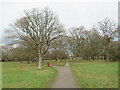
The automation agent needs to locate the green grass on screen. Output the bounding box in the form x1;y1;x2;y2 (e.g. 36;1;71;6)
70;62;118;88
2;62;57;88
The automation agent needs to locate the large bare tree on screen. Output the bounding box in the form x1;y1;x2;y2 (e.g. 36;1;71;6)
50;36;69;61
98;18;117;60
11;8;64;69
69;26;86;59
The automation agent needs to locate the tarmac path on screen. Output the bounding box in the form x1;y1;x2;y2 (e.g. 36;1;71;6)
51;61;76;88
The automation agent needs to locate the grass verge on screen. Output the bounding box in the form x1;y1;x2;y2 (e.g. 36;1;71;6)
2;62;57;88
70;62;118;88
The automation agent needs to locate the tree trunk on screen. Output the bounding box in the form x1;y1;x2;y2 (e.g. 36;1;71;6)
55;59;57;62
38;54;42;69
20;60;22;63
27;61;30;64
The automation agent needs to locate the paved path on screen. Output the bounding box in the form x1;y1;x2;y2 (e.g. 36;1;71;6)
51;61;76;88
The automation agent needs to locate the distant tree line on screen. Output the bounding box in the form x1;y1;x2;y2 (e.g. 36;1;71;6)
68;20;118;61
1;7;119;68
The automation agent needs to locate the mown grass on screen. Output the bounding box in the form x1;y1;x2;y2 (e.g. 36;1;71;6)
70;62;118;88
2;62;57;88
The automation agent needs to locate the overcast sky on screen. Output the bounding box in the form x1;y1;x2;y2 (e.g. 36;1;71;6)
0;0;118;44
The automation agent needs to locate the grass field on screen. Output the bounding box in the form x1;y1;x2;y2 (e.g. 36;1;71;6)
2;60;118;88
2;62;57;88
70;62;118;88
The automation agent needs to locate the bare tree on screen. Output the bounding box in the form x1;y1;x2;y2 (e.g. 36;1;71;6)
10;8;64;69
98;18;117;60
69;26;86;59
2;44;13;61
50;36;69;61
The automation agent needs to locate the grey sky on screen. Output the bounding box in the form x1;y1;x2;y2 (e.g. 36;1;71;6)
0;0;118;44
